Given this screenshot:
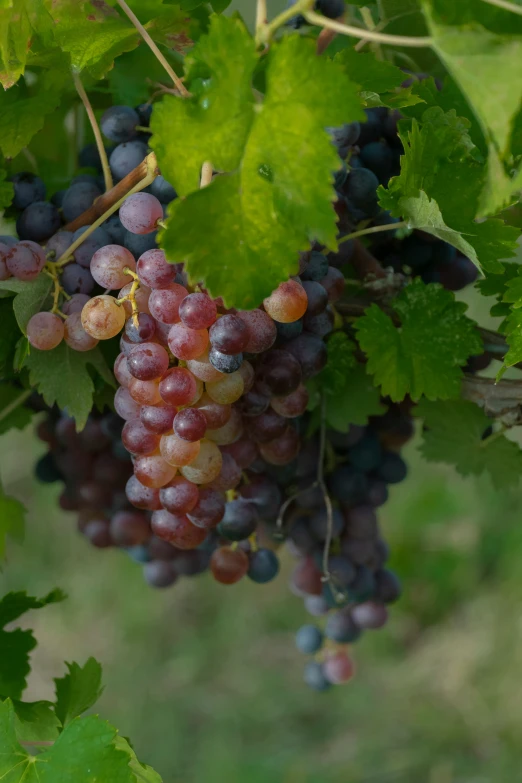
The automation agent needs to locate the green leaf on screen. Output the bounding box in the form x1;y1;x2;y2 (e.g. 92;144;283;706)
0;590;65;700
0;69;68;159
0;0;54;88
0;299;22;375
55;658;103;727
0;276;54;334
0;482;25;562
379;111;520;273
210;0;232;12
24;343;115;430
0;169;13;209
334;47;405;93
108;46;181;107
12;700;61;743
355;279;482;402
0;702;138;783
417;398;522;490
152;16;364;308
325;365;386;430
145;5;198;51
497;307;522;375
114;736;163;783
0;385;33;435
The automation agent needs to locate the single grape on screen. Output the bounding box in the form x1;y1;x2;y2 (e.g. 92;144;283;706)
140;404;177;434
173;408;207;442
208;453;241;492
81;295;126;339
149;175;176;203
303;661;331;691
83;520;113;548
160;476;199;514
100;105;139;142
206;371;244;404
327;122;361;157
263;280;308;323
148;283;188;324
206;408;243;446
159;367;198;407
295;624;324;654
247;549;280;583
122;419;160;456
323;651;355;684
374;569;401;604
351;601;388;629
270;384;309;418
16;201;61;242
64;312;99;352
62;182;102;222
137;249;177;289
304;595;330;617
110;510;150;547
208;348;242;374
217;499;258;541
187;487;225;529
27;312;64;351
343;506;377;540
62;293;90;315
179;292;217;330
260;426;300;465
194;392;231;429
151;509;207;549
109;141;148;181
143;560;178;588
237;308;277;353
208;314;248;355
128;377;162;405
179;439;222;484
124;229;158;257
72;226;112;268
168;322;209;360
302;280;328;316
90;244;136;289
210;546;249;584
6;241;46;281
120;193;163;235
134;454;177;488
284;333;327;379
114;386;141;420
256;349;302;395
46;231;73;261
220;437;259;470
309;508;345;541
160;432;200;467
325;612;361;643
61;263;95;295
250;410;287;444
127;342;170;381
304;308;334;337
104;214;126;244
11;172;46;209
186;348;224;382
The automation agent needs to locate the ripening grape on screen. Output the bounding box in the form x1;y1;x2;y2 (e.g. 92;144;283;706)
206;370;244;404
179;293;217;330
125;312;156;343
173;408;207;442
263;279;308;323
120;193;163;235
81;295;126;339
137;249;177;288
250;410;287;444
133;453;177;488
122;419;160;456
110;510;150;547
159;367;198;407
6;241;47;281
168;322;209;360
128;377;162;405
247;549;280;584
159;476;199;514
295;625;324;654
302;281;328;316
27;312;64;350
61;263;95;295
148;283;188;324
193;392;231;429
125;475;162;511
209;314;248;354
186;348;224;382
114;386;141;420
284;333;327;379
140;404;177;434
187;487;225;529
257;349;302;396
206;407;243;446
119;281;151;317
323;651;355;685
238;360;255;392
90;244;136;289
210;546;249;584
64;312;99;352
151;509;207;549
208;453;242;493
127;342;170;381
351;601;388;629
270;384;309;418
62;293;90;315
179;439;222;484
260;426;300;465
160;432;200;467
237;309;277;353
220;437;259;469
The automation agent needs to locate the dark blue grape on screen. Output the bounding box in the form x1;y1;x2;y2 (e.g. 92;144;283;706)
315;0;345;19
124;229;157;256
309;508;344;541
327;122;361;157
51;189;67;208
295;624;324;654
344;506;378;540
432;241;456;265
285;0;306;28
284;333;327;379
16;201;61;242
359;141;393;183
127;544;152;563
79;143;103;171
45;231;73;261
349;432;382;472
366;479;389;508
135;103;153;125
377;452;407;484
71;174;100;186
304;308;334;338
247;548;280;583
104;214;126;244
325;611;362;643
110;141;148;180
150;175;177;204
72;225;111;268
35;453;62;483
208;348;243;374
328;554;356;586
11;172;46;209
347;565;375;602
343;167;380;218
276;319;303;342
101;105;139;143
358;107;387;146
62;182;102;223
401;236;433;270
303;281;328;316
301;251;329;282
328;465;369;506
61;263;95;295
304;661;331;691
217;499;258;541
374;569;401;603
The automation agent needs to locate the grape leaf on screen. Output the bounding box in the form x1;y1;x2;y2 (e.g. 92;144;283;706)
115;736;163;783
0;703;137;783
0;590;65;700
0;482;25;562
152;16;364;308
417;398;522;490
210;0;232;13
355;279;482;401
502;269;522;309
0;69;68;159
55;658;103;727
108;46;182;106
0;385;33;435
24;343;115;430
12;700;61;743
0;169;13;209
0;276;54;334
497;308;522;377
333;47;405;93
145;6;196;52
0;300;22;375
324;365;386;430
379;110;520;273
0;0;54;88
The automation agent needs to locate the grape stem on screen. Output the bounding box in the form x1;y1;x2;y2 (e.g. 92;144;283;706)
0;389;32;425
339;221;408;244
303;11;433;47
256;0;315;45
275;481;319;531
248;533;259;552
255;0;268;43
116;267;141;328
63;152;159;233
116;0;189;97
55;155;159;267
72;72;113;193
480;0;522;15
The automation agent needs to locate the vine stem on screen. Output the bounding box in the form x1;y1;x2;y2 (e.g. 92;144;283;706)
255;0;268;41
56;155;159;267
339;220;408;244
303;11;432;47
257;0;315;45
275;482;319;530
72;72;113;192
480;0;522;15
200;161;213;188
116;0;189;96
0;389;32;425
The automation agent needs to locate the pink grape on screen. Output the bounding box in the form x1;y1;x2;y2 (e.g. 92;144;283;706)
122;419;160;456
114;386;141;420
120;332;134;356
220;437;259;469
159;476;199;514
179;293;217;330
263;280;308;322
173;407;207;442
179;439;222;484
90;244;136;289
62;293;90;315
237;309;277;353
187;487;225;529
81;295;126;339
208;314;248;354
270;384;309;418
6;241;46;281
151;509;207;550
27;312;64;350
159;367;198;406
134;454;177;488
64;312;98;352
148;283;188;324
127;342;169;381
110;510;151;547
168;322;208;360
207;453;242;492
140;404;177;434
323;651;355;685
137;249;176;288
120;192;163;234
238;360;255;392
160;432;200;467
351;602;389;629
128;377;162;405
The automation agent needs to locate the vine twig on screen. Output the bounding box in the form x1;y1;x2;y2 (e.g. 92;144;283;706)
276;482;319;530
116;0;189;96
480;0;522;15
0;389;32;424
72;72;113;192
200;161;213;188
303;11;432;47
339;221;408;244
